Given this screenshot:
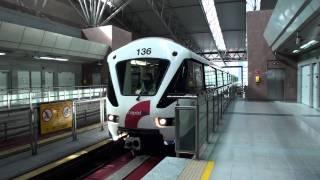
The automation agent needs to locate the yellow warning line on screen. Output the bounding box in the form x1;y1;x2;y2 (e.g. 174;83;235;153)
14;139;111;180
201;161;215;180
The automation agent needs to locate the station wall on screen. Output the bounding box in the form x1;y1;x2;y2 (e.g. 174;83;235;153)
0;56;82;89
247;10;297;101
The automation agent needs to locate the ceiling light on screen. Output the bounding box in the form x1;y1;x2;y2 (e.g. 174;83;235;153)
292;50;300;54
130;60;147;66
300;40;319;49
34;56;68;62
201;0;226;50
0;52;6;56
100;0;114;7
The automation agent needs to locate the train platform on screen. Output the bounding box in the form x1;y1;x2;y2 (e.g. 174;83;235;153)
144;100;320;180
0;124;109;180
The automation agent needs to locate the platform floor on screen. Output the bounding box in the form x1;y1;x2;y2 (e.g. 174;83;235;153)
0;125;109;179
145;100;320;180
203;100;320;180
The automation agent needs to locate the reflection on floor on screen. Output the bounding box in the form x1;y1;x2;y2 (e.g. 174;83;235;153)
203;100;320;180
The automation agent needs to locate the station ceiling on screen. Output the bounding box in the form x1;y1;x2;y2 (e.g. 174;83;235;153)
0;0;248;62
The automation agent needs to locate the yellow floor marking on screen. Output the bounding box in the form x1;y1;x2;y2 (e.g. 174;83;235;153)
14;139;111;180
177;160;207;180
201;161;215;180
0;123;101;157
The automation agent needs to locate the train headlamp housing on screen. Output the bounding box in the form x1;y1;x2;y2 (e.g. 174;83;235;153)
155;117;174;127
107;114;119;122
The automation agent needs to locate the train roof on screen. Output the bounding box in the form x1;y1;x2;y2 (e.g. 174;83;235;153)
110;37;229;74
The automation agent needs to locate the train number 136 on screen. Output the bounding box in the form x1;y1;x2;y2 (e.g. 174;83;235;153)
137;48;151;55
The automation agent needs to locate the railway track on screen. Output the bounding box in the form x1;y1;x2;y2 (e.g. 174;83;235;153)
27;138;175;180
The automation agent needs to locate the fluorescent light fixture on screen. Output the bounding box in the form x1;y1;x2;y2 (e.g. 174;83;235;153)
246;0;261;11
0;52;6;56
292;50;300;54
100;0;114;7
201;0;226;50
131;60;147;66
300;40;319;49
34;56;68;62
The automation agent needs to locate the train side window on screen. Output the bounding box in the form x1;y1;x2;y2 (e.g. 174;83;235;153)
186;60;204;93
204;65;216;88
157;62;187;108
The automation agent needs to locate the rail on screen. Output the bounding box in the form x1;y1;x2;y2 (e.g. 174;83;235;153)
0;85;107;110
171;83;237;159
72;97;107;141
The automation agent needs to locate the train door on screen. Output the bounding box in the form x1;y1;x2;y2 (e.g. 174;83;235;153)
267;69;285;101
312;63;319;108
301;65;311;106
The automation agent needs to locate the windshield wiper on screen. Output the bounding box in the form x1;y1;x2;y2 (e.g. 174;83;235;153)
136;90;144;101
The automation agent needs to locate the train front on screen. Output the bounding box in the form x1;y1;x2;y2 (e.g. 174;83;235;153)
106;38;182;151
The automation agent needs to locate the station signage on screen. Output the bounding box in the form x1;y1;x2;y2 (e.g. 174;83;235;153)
40;101;72;135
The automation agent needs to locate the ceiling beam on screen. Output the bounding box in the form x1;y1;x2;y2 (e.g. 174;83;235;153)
214;0;245;5
100;0;134;26
222;28;246;32
198;50;246;55
145;0;201;51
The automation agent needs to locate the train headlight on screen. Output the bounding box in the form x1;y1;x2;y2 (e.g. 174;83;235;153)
159;118;167;126
108;114;119;122
155;117;174;127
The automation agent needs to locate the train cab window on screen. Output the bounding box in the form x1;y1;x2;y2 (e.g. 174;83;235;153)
116;59;169;96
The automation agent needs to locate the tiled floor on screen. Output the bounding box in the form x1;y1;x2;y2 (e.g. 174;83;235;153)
205;100;320;180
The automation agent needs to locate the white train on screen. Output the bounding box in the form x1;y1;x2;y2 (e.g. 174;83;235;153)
106;37;237;150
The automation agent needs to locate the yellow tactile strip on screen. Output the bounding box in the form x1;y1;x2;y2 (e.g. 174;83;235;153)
177;160;208;180
13;139;111;180
0;123;101;158
201;161;215;180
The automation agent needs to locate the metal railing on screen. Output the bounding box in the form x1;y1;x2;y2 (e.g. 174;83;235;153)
0;88;108;157
0;85;107;110
172;84;237;159
72;97;107;141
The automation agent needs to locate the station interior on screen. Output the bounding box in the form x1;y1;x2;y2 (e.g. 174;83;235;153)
0;0;320;179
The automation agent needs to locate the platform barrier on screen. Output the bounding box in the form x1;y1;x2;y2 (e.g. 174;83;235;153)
170;84;237;159
0;85;107;110
72;97;107;141
0;91;108;157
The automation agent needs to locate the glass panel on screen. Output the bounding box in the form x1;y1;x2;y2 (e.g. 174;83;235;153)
116;59;169;96
208;96;214;133
204;66;216;88
198;95;207;146
217;70;223;87
177;109;196;152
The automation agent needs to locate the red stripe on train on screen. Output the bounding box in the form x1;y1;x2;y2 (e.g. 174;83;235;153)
125;101;150;128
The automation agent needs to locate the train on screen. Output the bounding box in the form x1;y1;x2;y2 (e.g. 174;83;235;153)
106;37;238;151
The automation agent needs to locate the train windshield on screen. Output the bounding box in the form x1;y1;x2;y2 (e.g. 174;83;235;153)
116;59;169;96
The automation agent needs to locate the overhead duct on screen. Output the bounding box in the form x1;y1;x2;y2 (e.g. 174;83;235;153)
0;21;108;59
